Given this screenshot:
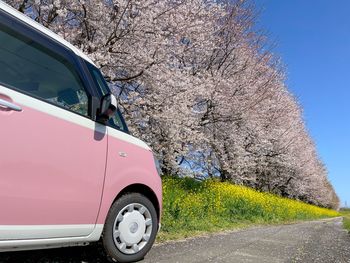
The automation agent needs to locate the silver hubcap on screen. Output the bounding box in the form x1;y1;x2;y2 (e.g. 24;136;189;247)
113;203;153;255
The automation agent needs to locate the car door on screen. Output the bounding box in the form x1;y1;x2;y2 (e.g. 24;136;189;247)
0;12;107;240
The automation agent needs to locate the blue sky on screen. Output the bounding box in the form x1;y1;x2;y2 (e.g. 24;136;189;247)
256;0;350;207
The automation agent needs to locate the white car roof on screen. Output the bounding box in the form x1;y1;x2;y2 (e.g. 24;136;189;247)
0;1;96;66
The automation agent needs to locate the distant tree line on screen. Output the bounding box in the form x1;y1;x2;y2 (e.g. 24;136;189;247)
8;0;339;209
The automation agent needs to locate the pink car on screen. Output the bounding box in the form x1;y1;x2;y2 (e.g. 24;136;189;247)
0;2;162;262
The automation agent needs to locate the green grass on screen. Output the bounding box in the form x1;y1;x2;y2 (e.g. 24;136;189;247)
340;209;350;232
157;176;340;242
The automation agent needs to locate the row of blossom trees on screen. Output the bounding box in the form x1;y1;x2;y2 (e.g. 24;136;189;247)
8;0;339;209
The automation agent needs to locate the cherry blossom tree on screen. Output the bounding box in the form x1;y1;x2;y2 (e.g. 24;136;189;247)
7;0;339;209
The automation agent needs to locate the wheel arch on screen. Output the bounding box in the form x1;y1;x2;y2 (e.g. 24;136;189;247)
113;183;161;222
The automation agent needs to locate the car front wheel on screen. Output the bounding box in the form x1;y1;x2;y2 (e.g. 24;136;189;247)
102;193;158;262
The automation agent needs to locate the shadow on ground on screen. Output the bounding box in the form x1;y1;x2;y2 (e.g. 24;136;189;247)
0;244;108;263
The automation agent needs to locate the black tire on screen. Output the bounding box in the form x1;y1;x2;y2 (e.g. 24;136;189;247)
102;193;158;262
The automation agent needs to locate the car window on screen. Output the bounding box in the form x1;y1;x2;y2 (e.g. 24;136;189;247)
108;109;127;131
0;24;89;116
89;66;110;96
87;63;129;132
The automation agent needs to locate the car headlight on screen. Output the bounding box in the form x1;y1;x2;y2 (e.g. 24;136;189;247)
153;155;162;177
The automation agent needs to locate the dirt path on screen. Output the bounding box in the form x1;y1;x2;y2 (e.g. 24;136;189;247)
1;218;349;263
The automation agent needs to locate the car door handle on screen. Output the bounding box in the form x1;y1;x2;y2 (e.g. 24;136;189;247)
0;98;22;112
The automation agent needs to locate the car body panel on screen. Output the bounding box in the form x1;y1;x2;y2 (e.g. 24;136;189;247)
96;127;162;225
0;85;107;239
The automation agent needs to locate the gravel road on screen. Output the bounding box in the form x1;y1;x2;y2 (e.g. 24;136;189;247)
0;217;349;263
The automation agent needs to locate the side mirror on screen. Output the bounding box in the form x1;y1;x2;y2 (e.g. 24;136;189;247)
97;93;118;124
